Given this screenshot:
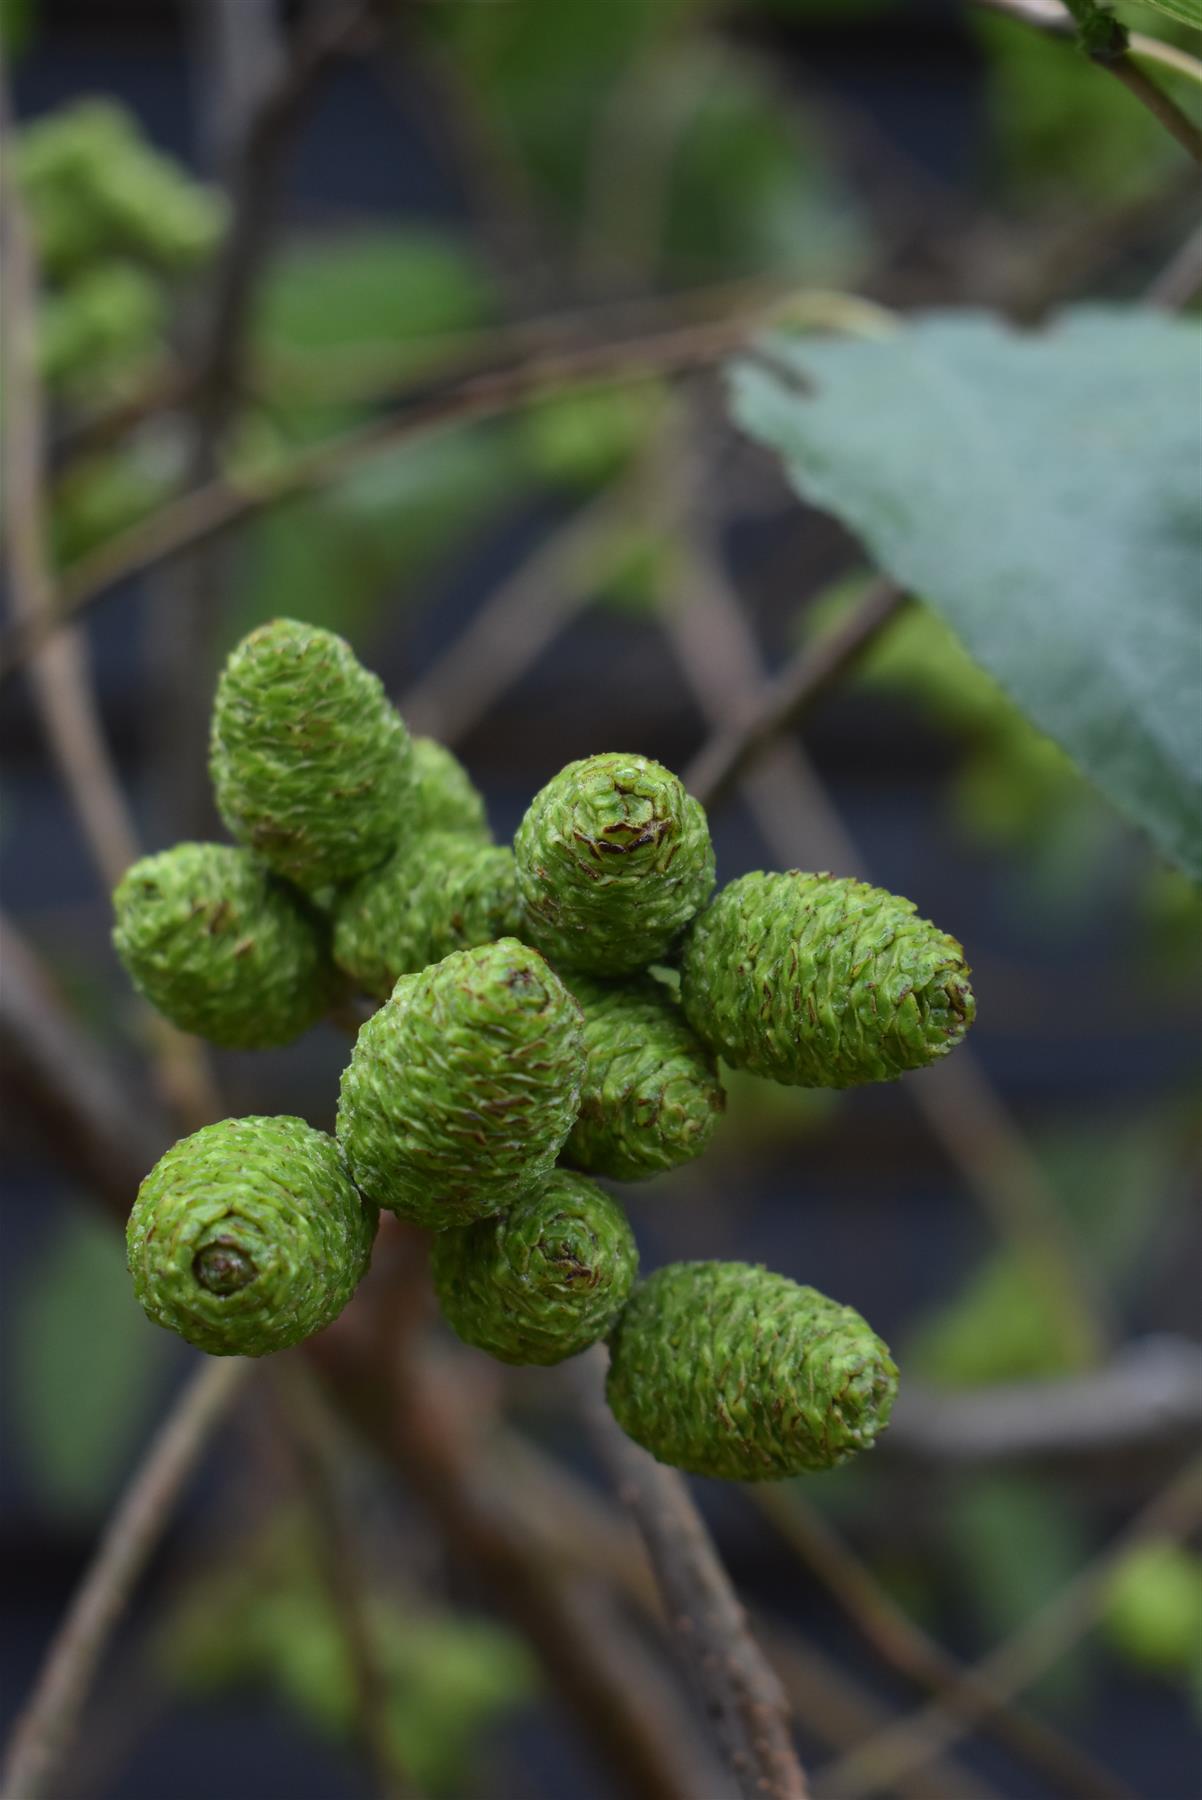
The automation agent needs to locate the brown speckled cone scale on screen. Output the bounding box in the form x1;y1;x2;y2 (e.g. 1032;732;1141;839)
681;870;974;1087
336;939;585;1229
606;1260;898;1480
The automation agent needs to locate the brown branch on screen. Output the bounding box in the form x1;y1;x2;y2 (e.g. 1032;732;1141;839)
273;1362;416;1800
0;66;220;1131
813;1456;1202;1799
1143;219;1202;309
0;310;757;689
310;1239;724;1800
750;1487;1138;1800
683;577;911;811
974;0;1202;162
0;1358;250;1800
571;1349;808;1800
0;915;168;1225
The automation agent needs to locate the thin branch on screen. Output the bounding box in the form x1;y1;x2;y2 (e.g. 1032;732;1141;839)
0;1359;250;1800
273;1363;416;1800
812;1456;1202;1799
974;0;1202;159
1143;218;1202;309
683;577;911;810
571;1349;808;1800
887;1336;1202;1466
309;1238;724;1800
0;915;167;1225
750;1487;1138;1800
0;309;760;688
0;64;220;1131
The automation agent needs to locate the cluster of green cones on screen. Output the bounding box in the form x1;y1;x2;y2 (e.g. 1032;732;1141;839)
117;619;977;1482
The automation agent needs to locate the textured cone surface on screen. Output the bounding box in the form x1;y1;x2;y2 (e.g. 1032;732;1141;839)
431;1170;637;1365
606;1261;898;1480
336;938;585;1228
409;737;490;840
127;1116;377;1357
680;870;974;1088
514;752;715;976
332;833;519;999
112;843;334;1048
563;975;725;1181
210;618;413;891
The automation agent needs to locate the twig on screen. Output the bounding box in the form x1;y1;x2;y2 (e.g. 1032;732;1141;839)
974;0;1202;160
572;1348;808;1800
0;1358;250;1800
309;1239;723;1800
0;309;760;687
664;527;1110;1365
812;1456;1202;1799
273;1362;415;1800
887;1336;1202;1466
682;577;911;810
0;915;167;1225
0;64;220;1131
1143;219;1202;308
750;1486;1138;1800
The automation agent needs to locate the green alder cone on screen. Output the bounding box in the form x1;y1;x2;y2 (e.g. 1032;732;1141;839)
606;1261;898;1481
210;618;413;892
127;1116;377;1357
409;737;491;840
336;939;585;1229
514;752;715;976
680;870;975;1088
562;974;725;1181
431;1170;638;1365
332;833;519;1000
112;843;335;1049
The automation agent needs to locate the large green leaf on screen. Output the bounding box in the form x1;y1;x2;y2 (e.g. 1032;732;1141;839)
1126;0;1202;30
729;308;1202;877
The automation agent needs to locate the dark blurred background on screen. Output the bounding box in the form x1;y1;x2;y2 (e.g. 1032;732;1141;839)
2;1;1201;1796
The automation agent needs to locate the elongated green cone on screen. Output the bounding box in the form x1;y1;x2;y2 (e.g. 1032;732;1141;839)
680;870;974;1088
337;939;584;1228
562;975;725;1181
431;1171;638;1365
514;752;715;976
332;834;519;999
112;843;335;1048
127;1116;377;1357
410;737;490;840
606;1261;898;1481
210;618;413;891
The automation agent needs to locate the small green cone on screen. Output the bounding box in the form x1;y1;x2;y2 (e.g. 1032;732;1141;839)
127;1116;377;1357
514;752;715;976
680;870;974;1087
563;974;725;1181
113;843;335;1048
332;833;518;999
606;1261;898;1480
431;1170;638;1365
336;939;585;1229
210;618;413;891
409;737;491;840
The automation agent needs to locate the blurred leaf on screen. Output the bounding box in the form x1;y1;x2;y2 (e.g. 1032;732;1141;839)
1102;1540;1202;1675
949;1475;1091;1709
9;1210;167;1523
731;308;1202;877
231;424;527;648
907;1248;1092;1389
0;0;35;53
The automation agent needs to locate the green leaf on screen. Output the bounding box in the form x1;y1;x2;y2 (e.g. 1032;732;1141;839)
730;308;1202;878
9;1209;169;1522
